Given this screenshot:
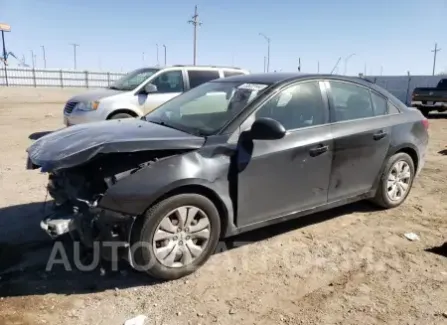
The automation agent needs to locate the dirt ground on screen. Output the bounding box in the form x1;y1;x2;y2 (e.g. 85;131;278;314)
0;87;446;325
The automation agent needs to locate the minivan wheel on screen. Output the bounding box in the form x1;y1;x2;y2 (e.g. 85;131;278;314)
109;112;134;119
130;194;221;280
371;152;415;209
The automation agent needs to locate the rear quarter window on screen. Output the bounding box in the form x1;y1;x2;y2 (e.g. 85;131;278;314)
223;70;245;78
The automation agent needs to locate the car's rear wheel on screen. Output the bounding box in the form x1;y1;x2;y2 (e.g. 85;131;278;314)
130;194;221;280
371;152;415;208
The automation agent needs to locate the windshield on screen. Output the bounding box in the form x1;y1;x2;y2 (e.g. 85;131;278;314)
145;81;269;136
109;68;160;91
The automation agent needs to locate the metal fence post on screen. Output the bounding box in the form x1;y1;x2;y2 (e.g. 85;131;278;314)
107;72;110;86
60;70;64;88
85;71;89;88
32;68;37;87
405;76;412;106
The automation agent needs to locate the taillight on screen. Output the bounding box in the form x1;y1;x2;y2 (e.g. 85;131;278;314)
422;118;429;130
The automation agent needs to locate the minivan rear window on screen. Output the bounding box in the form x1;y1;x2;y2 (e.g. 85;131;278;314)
224;70;245;78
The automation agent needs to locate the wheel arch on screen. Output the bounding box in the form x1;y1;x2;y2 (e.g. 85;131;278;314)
129;181;231;240
107;109;140;119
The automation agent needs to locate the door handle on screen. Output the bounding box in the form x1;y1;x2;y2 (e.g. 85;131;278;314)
373;130;387;140
309;144;329;157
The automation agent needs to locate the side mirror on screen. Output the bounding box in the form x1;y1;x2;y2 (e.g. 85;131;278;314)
249;117;286;140
143;83;158;94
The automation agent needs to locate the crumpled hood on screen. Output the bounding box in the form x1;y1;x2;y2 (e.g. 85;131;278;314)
68;88;124;102
27;118;205;172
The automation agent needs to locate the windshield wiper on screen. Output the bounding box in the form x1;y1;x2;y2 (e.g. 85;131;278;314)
147;120;208;137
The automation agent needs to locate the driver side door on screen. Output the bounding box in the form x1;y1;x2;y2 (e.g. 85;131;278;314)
235;81;334;227
141;69;186;113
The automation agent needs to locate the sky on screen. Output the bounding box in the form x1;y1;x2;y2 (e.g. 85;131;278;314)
1;0;446;75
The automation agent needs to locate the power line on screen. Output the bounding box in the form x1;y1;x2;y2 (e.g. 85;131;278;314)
70;43;79;70
188;5;202;65
431;42;441;76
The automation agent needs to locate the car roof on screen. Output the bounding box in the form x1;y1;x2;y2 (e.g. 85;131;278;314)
215;72;377;86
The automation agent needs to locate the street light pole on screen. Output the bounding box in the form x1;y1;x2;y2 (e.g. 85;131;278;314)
343;53;355;75
156;43;159;66
70;43;79;70
30;50;35;69
259;33;271;72
41;45;46;68
163;44;167;66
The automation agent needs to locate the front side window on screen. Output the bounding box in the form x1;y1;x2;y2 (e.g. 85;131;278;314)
109;68;159;91
188;70;220;88
255;81;326;130
150;70;184;93
145;81;269;135
329;81;374;122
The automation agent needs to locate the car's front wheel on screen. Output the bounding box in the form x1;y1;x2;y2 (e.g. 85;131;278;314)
371;152;415;208
130;193;221;280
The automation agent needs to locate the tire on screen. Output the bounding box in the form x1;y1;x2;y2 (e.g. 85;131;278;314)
109;112;134;120
130;193;221;280
371;152;415;209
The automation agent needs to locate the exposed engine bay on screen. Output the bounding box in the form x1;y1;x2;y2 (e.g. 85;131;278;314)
41;150;183;257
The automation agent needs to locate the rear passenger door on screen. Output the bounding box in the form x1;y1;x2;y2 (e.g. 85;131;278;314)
187;70;220;89
325;80;391;202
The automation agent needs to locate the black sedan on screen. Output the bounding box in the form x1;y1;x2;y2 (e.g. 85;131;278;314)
27;73;429;280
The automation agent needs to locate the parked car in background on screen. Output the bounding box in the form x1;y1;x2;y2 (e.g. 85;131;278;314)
411;78;447;116
27;73;429;280
63;65;249;126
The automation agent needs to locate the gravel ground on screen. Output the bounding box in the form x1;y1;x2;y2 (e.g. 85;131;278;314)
0;87;446;325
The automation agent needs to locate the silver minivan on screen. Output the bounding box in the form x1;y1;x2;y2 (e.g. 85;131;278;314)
63;65;249;126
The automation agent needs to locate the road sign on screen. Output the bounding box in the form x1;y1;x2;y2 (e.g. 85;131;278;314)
0;23;11;32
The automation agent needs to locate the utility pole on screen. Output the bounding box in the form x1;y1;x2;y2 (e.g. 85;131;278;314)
259;33;271;72
330;57;341;74
41;45;46;68
142;52;145;64
298;57;301;72
431;42;441;76
188;5;202;65
343;53;355;75
380;65;383;76
317;61;320;73
70;43;79;70
156;43;159;66
163;44;167;66
263;56;266;72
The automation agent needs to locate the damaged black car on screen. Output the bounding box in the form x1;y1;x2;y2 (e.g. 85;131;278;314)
27;73;429;280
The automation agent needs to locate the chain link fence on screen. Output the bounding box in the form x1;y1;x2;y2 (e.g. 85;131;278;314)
0;67;125;88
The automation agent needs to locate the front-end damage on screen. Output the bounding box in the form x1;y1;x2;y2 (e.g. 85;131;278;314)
37;150;186;260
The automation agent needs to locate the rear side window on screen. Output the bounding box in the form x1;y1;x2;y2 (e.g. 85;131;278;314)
188;70;220;88
371;92;387;116
223;70;245;77
328;81;374;122
388;102;400;114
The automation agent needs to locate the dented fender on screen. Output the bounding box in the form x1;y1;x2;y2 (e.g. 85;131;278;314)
98;148;236;233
